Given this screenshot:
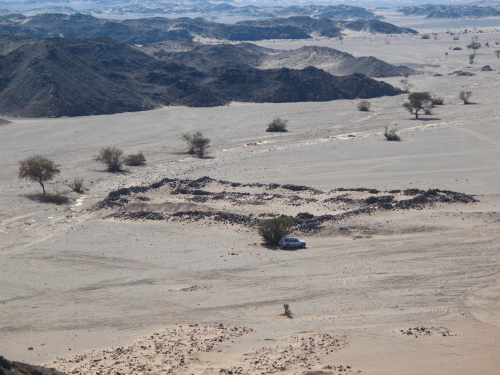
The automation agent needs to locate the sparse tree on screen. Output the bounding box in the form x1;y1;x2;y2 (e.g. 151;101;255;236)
124;151;146;166
182;133;196;154
357;100;371;111
69;177;85;193
467;40;481;54
400;79;413;93
266;117;288;132
95;147;124;172
459;91;473;104
257;216;294;246
190;132;210;158
469;53;475;64
338;35;344;44
402;92;433;119
18;155;60;195
494;50;500;58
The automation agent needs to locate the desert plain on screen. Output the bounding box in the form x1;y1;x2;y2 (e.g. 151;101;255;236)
1;18;500;375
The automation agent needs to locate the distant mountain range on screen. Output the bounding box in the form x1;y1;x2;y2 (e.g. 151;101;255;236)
398;4;500;18
0;13;417;45
0;35;404;117
0;2;381;21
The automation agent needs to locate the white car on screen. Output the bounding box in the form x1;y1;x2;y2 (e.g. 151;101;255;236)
279;237;306;249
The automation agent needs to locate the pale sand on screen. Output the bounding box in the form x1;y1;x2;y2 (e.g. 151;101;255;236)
1;19;500;375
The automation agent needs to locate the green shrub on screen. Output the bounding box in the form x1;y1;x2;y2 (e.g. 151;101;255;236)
18;155;60;195
258;216;294;245
124;151;146;166
95;147;124;172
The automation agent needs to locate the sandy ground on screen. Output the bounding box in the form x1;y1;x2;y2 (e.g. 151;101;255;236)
1;16;500;375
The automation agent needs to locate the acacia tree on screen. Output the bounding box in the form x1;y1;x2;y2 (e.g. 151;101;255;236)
467;40;481;54
258;216;294;246
18;155;60;195
402;92;433;119
182;132;210;158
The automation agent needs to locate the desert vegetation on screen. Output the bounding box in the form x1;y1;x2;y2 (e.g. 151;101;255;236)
95;147;124;172
384;125;401;141
266;118;289;132
357;100;371;111
459;91;473;104
402;92;433;119
18;155;60;196
124;151;146;166
257;216;294;245
69;177;85;193
467;39;481;54
431;96;445;106
281;304;293;318
183;132;211;158
400;79;413;93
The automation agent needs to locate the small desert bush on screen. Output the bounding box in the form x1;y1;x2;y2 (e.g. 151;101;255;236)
282;304;293;318
421;34;431;39
384;125;401;141
69;177;85;193
258;216;294;245
459;91;473;104
95;147;124;172
431;96;445;106
124;151;146;166
357;100;371;111
266;117;288;132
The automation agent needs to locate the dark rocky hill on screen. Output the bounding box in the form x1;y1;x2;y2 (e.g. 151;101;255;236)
0;35;403;118
157;44;415;78
339;19;417;34
256;46;415;77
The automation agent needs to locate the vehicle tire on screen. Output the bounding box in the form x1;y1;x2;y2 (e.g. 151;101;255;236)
285;244;290;249
301;244;305;248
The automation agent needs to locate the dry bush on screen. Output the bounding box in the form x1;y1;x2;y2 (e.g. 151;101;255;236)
357;100;371;111
384;125;401;141
459;91;473;104
69;177;85;193
95;147;124;172
124;151;146;166
282;304;293;318
266;117;288;132
431;96;445;106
